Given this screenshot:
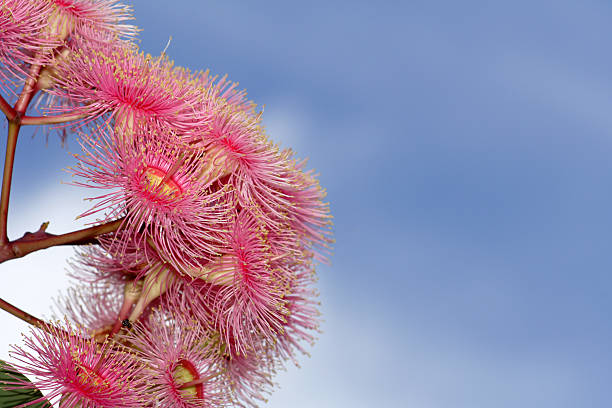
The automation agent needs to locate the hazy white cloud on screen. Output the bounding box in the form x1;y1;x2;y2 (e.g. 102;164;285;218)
0;181;90;362
266;304;578;408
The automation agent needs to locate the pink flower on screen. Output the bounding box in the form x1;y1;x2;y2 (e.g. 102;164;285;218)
72;123;234;270
181;211;288;356
186;102;333;261
185;103;291;211
7;321;145;407
45;39;199;131
123;309;232;407
159;283;290;408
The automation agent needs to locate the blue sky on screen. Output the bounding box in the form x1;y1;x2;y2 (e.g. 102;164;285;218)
4;0;612;407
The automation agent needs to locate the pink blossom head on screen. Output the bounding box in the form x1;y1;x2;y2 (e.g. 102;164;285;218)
7;321;145;407
152;282;281;408
185;100;279;194
123;309;232;407
46;41;200;132
182;211;288;356
160;210;324;361
72;123;234;271
187;99;333;255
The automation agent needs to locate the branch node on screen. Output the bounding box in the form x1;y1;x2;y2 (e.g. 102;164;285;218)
39;221;49;232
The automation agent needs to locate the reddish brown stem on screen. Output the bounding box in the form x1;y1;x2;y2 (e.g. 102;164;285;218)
0;298;91;344
0;297;47;330
0;121;20;245
0;218;124;263
0;64;42;245
0;297;73;339
21;112;89;126
14;64;41;115
0;95;16;120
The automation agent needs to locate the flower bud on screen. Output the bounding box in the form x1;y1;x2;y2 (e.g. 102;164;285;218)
37;47;70;90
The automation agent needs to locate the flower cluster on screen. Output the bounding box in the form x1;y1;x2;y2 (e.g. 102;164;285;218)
0;1;332;407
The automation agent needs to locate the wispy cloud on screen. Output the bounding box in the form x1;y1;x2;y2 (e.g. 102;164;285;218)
0;182;90;362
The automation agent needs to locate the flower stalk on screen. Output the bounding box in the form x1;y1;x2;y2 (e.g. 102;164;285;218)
0;218;123;263
0;121;20;246
20;112;89;126
0;60;43;245
0;298;47;331
0;297;72;339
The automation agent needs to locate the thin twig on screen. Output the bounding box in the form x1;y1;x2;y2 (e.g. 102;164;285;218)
0;298;85;340
0;298;47;330
0;121;20;245
0;64;42;244
21;112;89;126
0;218;124;263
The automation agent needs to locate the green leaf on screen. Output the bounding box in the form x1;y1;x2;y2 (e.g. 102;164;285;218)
0;360;52;408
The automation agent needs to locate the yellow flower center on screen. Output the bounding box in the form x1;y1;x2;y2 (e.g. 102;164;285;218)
143;167;182;199
172;360;203;399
